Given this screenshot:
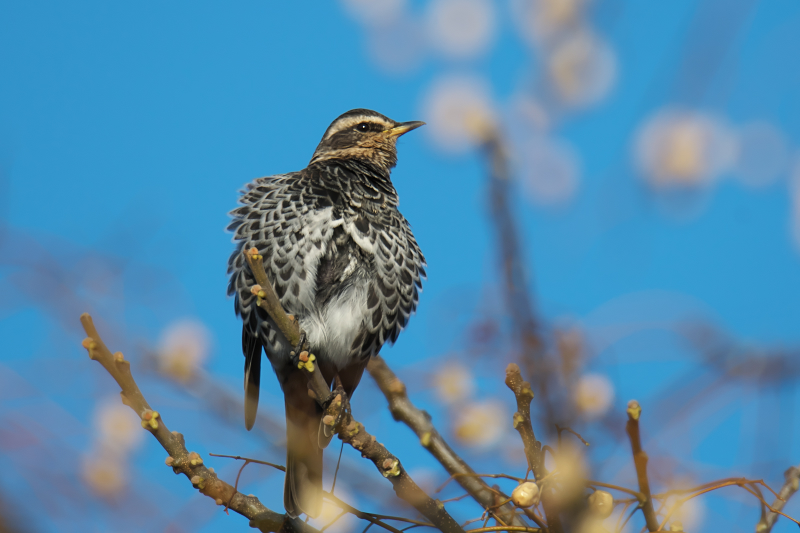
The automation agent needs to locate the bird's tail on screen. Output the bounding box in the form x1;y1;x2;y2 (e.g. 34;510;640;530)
283;371;323;518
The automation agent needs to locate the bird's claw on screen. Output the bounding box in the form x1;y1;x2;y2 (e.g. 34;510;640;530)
290;331;311;369
319;385;348;448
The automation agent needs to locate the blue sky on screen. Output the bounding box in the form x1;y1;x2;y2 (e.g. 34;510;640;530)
2;1;800;532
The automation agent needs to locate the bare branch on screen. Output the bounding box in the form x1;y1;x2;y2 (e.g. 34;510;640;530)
757;465;800;532
245;248;333;406
504;364;545;480
482;129;561;431
656;477;798;531
323;491;432;533
464;527;541;532
624;400;659;532
333;396;464;533
79;313;317;533
504;363;561;533
243;250;465;533
368;355;530;529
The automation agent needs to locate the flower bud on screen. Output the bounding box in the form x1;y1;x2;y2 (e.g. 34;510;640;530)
587;490;613;518
512;481;540;508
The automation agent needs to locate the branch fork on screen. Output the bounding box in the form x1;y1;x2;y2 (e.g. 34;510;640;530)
242;249;464;533
80;313;315;532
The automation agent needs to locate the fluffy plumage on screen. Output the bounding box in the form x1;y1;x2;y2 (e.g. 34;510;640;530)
226;109;425;518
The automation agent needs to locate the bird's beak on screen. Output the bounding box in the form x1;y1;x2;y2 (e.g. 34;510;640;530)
387;121;426;137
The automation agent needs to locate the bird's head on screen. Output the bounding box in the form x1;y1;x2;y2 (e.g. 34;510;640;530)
309;109;425;172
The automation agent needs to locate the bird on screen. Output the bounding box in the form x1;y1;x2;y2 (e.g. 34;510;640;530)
226;109;426;518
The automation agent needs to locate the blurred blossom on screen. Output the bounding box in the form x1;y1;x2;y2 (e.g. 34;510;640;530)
434;360;475;404
635;109;735;188
573;373;614;419
587;490;614;518
426;0;496;60
663;494;705;531
731;121;790;188
453;399;507;449
422;74;495;153
551;441;588;503
339;0;406;27
517;135;580;206
576;517;611;533
547;29;617;107
508;93;551;134
317;488;354;525
556;326;583;378
511;0;586;45
156;319;211;382
94;400;144;453
82;453;126;496
366;15;426;75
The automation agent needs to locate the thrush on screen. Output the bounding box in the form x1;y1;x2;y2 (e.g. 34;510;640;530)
226;109;426;518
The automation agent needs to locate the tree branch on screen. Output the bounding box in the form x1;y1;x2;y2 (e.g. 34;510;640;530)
624;400;659;532
756;465;799;533
79;313;317;533
243;250;465;533
482;129;558;430
504;364;544;480
504;363;561;533
368;355;531;529
245;248;333;407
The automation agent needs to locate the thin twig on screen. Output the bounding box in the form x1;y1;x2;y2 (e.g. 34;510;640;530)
436;473;524;493
322;491;429;533
586;480;642;499
368;356;530;529
625;401;659;532
208;453;286;472
758;465;800;532
614;502;633;533
331;442;344;494
79;313;317;533
504;364;544;480
440;494;472;504
319;510;347;533
466;526;542;533
505;363;561;532
555;425;589;447
208;453;286;514
656;477;799;531
617;504;639;533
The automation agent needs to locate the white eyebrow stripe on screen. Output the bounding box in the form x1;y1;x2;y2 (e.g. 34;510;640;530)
324;116;394;140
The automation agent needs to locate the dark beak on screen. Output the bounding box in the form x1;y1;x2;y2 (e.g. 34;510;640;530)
387;121;426;137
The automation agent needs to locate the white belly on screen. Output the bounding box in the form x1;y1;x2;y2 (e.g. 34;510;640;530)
299;278;370;370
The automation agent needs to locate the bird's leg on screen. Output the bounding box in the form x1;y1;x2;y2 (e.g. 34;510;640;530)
297;330;309;353
319;374;349;446
291;329;311;366
289;330;310;369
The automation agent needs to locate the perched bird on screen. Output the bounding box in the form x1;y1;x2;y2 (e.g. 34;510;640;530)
226;109;426;518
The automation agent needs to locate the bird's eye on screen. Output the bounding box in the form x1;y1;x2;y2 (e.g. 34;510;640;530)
356;122;370;132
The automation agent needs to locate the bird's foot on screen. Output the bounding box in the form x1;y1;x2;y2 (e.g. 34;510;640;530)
319;384;348;448
290;331;311;369
296;331;308;353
